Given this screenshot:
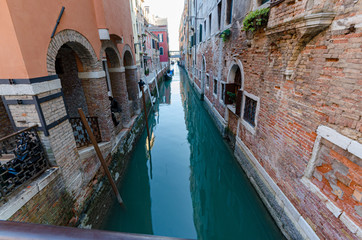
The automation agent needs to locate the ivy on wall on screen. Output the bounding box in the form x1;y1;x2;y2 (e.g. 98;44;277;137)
242;8;270;33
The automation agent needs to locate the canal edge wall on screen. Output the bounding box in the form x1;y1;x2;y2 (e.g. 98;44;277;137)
183;67;318;240
76;71;166;229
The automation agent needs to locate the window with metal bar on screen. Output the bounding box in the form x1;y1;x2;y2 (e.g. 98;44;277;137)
243;96;257;127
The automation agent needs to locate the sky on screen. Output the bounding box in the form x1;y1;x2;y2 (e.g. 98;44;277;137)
144;0;185;51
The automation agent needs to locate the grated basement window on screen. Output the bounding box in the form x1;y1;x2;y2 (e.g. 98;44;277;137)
243;96;257;127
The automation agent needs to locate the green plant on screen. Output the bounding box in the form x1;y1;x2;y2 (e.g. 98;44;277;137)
145;68;149;76
227;91;236;103
220;29;231;42
242;8;270;33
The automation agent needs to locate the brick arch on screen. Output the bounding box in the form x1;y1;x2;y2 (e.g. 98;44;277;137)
227;59;244;89
100;41;121;68
47;29;100;75
122;45;135;66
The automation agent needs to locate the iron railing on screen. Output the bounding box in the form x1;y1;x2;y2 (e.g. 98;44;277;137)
0;125;48;201
69;117;102;148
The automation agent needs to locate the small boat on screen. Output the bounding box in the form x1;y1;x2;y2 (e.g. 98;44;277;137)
164;70;172;80
171;61;175;65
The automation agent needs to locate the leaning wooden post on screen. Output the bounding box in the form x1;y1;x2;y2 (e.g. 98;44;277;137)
138;80;151;143
77;108;124;207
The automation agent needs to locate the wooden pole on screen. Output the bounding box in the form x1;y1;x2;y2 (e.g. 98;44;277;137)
138;80;153;179
140;83;151;143
77;108;124;207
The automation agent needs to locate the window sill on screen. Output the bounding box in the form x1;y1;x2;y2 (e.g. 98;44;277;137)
241;119;256;135
227;104;236;114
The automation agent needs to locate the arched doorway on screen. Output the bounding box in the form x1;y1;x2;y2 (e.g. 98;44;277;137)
102;46;129;128
226;62;244;116
55;44;89;118
48;30;112;144
123;49;139;116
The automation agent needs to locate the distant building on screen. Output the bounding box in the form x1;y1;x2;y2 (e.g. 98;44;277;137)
149;24;170;65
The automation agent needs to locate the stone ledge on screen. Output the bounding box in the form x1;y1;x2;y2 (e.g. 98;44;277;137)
235;138;319;240
0;167;59;220
78;71;106;79
78;142;111;161
0;79;61;96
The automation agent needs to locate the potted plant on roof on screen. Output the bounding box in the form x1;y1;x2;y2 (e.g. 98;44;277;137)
220;29;231;42
242;8;270;39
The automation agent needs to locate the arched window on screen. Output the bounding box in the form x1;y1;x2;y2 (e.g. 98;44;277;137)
225;63;244;116
160;47;164;55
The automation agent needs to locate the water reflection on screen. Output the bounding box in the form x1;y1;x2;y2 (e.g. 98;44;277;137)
179;72;285;240
159;80;171;104
101;66;284;240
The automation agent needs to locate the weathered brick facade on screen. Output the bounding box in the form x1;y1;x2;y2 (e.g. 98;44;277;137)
181;0;362;238
0;0;169;231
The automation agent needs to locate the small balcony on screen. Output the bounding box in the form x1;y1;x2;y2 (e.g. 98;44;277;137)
0;126;49;201
69;117;102;148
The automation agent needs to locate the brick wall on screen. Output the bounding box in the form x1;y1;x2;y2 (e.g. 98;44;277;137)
109;71;131;126
188;0;362;238
81;77;113;142
9;174;75;226
125;68;140;115
312;138;361;225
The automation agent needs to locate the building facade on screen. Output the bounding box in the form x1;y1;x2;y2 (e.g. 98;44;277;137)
150;24;170;64
0;0;168;226
180;0;362;239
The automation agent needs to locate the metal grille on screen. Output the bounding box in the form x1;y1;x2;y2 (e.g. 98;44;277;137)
243;96;257;127
0;126;48;201
69;117;102;148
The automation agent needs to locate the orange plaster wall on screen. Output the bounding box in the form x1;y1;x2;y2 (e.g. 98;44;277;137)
4;0;102;78
103;0;135;63
0;0;29;78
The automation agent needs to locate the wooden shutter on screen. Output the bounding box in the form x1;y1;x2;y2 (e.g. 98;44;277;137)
235;89;243;116
224;83;236;105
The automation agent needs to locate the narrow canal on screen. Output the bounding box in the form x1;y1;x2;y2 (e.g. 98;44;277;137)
101;66;285;240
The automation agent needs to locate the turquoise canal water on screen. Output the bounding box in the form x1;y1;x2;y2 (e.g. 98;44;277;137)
101;66;285;240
